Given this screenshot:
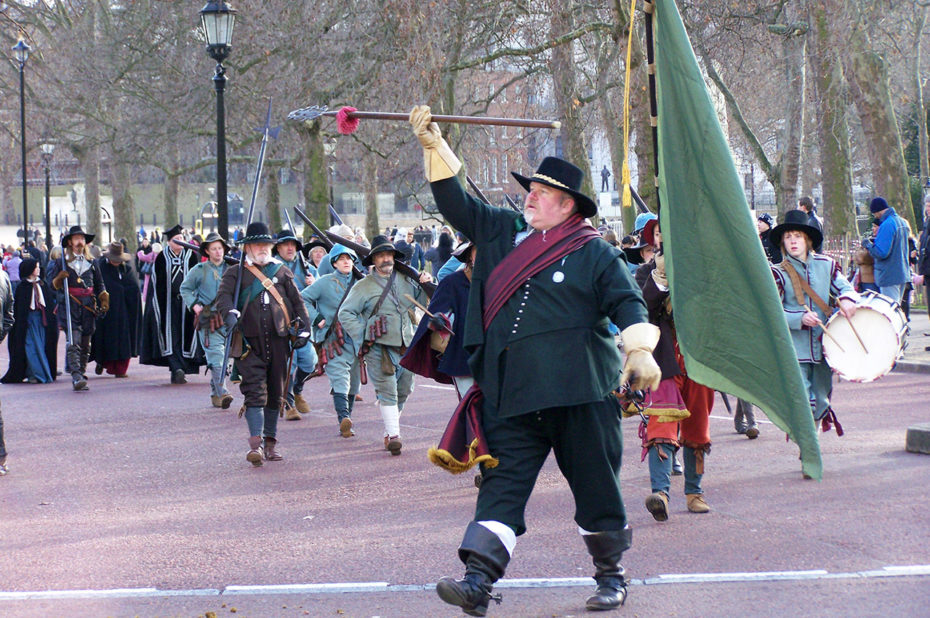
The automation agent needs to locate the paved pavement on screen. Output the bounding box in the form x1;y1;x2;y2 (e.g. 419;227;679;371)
896;310;930;374
0;327;928;617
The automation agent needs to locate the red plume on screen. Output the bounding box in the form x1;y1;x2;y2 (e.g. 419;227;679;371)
336;106;359;135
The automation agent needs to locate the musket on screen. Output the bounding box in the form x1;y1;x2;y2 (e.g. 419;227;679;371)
60;237;73;348
174;238;238;265
292;206;365;281
318;224;438;296
282;208;313;278
220;98;281;385
466;174;520;213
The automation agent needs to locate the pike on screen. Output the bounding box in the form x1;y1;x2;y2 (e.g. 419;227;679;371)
328;204;343;226
313;221;438;296
60;234;73;348
292;206;365;281
173;238;238;265
630;186;651;215
288;105;561;132
219;98;281;386
283;208;313;277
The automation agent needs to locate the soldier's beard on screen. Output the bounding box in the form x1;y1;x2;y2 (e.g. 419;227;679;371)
249;251;272;265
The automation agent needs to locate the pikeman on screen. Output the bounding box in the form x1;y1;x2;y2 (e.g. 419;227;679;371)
47;226;110;391
301;243;362;437
214;222;311;466
273;228;316;420
139;224;204;384
338;235;434;456
179;232;234;409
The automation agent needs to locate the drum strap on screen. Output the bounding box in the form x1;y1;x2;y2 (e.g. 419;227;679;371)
781;262;831;315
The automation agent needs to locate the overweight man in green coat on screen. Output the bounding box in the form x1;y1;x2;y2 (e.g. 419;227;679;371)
410;106;662;616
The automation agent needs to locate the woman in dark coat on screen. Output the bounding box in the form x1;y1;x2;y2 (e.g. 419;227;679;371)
424;231;454;277
90;243;142;377
1;258;58;384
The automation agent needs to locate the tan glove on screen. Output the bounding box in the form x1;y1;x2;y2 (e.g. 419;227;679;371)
52;269;69;290
651;251;667;288
409;105;462;182
620;322;662;392
98;291;110;313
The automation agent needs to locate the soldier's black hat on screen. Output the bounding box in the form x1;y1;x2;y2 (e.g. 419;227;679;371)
273;229;303;253
62;225;94;245
362;235;405;267
240;222;275;245
769;209;823;250
511;156;598;219
163;224;184;240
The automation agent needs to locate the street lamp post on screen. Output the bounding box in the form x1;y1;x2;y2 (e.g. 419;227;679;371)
199;2;237;240
13;38;30;246
41;143;54;248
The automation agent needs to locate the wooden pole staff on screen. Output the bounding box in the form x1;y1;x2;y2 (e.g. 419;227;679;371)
326;110;559;130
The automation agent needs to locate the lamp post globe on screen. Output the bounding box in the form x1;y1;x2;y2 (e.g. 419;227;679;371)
14;38;31;246
200;2;237;240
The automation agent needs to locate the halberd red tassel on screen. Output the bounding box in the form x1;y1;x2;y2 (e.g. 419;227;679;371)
336;106;360;135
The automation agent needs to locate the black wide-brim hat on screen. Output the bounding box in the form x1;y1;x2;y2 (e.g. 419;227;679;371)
62;225;94;245
163;224;184;241
273;229;303;253
300;236;329;256
511;156;598;219
769;209;823;251
239;221;275;245
362;235;405;267
199;232;230;256
622;244;648;265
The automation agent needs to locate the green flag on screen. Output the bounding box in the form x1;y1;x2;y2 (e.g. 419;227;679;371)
653;0;822;479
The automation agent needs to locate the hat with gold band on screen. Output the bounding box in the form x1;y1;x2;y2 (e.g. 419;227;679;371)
511;156;598;218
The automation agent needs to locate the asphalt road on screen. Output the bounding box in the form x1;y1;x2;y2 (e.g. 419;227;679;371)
1;340;928;617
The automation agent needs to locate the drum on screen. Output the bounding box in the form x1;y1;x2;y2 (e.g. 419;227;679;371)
822;290;908;382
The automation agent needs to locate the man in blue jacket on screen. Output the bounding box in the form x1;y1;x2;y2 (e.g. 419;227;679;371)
862;197;910;303
410;106;661;615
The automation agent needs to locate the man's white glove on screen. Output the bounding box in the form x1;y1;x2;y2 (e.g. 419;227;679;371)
620;322;662;392
224;309;240;330
409;105;462;182
292;331;311;349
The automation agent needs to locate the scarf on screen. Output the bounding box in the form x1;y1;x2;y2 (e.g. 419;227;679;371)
29;279;47;325
482;213;600;329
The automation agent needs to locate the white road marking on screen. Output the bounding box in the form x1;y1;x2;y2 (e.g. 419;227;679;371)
1;566;928;601
420;384;456;390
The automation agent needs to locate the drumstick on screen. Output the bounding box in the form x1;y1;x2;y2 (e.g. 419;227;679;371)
805;305;846;354
844;315;869;354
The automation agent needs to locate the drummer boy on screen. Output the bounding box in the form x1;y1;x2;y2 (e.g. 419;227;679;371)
770;210;859;436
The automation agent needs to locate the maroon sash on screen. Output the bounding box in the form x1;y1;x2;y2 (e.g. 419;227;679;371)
482;214;600;329
428;214;599;474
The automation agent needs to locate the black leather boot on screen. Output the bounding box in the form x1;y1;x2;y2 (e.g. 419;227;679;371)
582;527;632;611
436;522;510;616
